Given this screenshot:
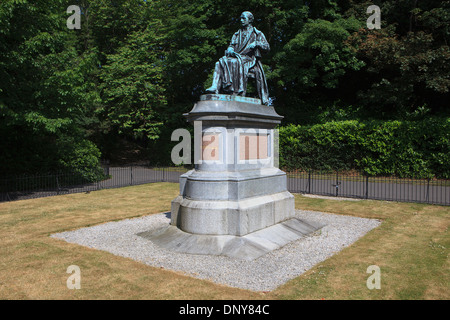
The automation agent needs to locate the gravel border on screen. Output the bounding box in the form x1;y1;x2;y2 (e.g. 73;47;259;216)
51;210;381;292
300;194;363;201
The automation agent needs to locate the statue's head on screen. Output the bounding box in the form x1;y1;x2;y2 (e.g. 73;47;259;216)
240;11;254;27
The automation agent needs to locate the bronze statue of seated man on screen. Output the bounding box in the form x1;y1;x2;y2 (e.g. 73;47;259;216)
205;11;271;105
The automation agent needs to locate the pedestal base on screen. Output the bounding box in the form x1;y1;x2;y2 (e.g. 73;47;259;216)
171;191;295;236
152;94;308;259
138;217;325;261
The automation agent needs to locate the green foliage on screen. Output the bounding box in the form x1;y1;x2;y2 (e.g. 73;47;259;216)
345;0;450;118
348;26;450;118
279;118;450;178
279;120;363;172
0;0;102;177
99;27;166;141
1;0;448;178
58;139;105;182
273;17;364;90
269;4;367;124
87;0;146;60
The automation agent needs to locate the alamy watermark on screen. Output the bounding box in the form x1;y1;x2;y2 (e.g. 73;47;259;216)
67;5;81;30
65;4;380;31
170;121;279;166
366;5;381;29
366;265;381;289
66;265;81;289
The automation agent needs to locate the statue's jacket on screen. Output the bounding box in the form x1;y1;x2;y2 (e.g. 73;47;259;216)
218;27;270;104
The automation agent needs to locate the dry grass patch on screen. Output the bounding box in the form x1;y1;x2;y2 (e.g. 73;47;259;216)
1;184;448;300
268;195;449;300
0;183;263;300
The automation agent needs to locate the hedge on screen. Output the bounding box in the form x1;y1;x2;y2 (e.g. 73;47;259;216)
278;117;450;179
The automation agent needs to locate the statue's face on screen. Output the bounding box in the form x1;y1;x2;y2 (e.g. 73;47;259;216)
240;14;251;27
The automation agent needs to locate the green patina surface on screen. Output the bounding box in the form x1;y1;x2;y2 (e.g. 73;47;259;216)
200;94;261;105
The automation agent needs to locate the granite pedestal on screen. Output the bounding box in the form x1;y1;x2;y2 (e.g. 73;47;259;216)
143;94;324;260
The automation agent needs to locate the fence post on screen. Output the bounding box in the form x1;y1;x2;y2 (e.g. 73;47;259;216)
130;166;133;186
365;175;369;199
105;160;110;176
335;172;339;197
426;177;430;203
56;175;60;195
308;171;311;194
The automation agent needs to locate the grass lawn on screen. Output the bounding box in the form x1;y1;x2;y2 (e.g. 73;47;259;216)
0;182;448;299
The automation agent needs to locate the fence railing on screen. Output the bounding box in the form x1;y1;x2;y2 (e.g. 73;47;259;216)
286;171;449;205
1;166;448;206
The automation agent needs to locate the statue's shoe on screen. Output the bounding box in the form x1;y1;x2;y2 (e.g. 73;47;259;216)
205;86;219;94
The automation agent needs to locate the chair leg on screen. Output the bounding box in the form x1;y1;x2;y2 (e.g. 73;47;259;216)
241;75;252;97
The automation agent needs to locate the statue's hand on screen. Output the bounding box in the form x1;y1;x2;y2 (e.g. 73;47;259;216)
226;47;235;56
248;42;257;49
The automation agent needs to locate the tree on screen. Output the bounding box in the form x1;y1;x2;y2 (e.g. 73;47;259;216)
346;0;450;118
99;27;166;142
271;13;365;123
0;0;102;177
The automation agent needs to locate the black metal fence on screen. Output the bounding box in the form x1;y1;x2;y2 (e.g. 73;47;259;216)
0;167;183;202
1;166;449;206
286;171;449;205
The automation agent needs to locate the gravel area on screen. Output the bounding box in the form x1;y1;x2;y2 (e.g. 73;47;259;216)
51;210;381;292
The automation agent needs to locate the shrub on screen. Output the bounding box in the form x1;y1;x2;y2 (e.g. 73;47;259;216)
58;139;106;182
279;117;449;178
